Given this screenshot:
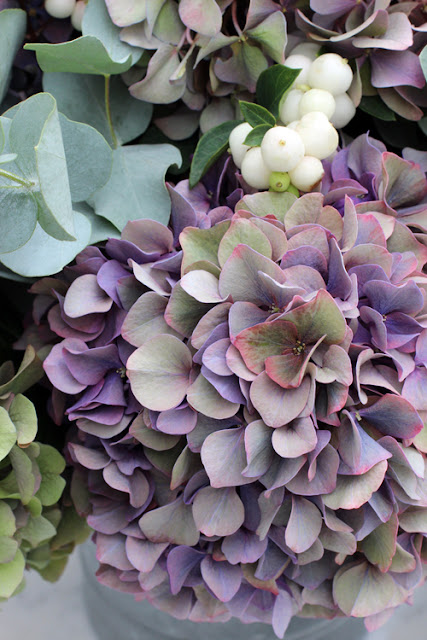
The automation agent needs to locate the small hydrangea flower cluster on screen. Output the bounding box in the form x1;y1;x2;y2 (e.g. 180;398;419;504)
21;136;427;637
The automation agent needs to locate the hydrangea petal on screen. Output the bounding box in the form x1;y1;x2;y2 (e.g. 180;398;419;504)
192;486;245;537
201;426;252;489
127;335;193;411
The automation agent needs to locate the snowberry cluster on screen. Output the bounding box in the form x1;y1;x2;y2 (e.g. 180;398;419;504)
44;0;85;30
230;49;356;194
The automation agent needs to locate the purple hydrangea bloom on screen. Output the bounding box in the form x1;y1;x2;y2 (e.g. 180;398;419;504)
23;161;427;637
295;1;427;120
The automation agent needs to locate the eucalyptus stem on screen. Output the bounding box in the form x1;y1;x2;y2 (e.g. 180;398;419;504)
104;74;118;149
0;169;33;188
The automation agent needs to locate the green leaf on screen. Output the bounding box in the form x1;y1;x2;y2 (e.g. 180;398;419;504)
239;101;276;128
243;124;270;146
0;153;17;164
43;73;152;147
9;394;38;447
9;445;35;505
0;346;44;397
420;45;427;82
0;536;18;563
189;120;242;188
0;549;25;599
0;211;92;277
256;65;301;118
0;9;27;103
50;506;91;550
35;444;66;507
19;514;57;547
58;114;112;202
81;0;142;66
0;121;4;153
0;502;16;537
25;36;133;76
359;96;396;121
0;407;16;462
87;144;181;231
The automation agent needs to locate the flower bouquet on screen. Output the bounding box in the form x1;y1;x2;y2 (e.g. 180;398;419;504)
1;1;427;639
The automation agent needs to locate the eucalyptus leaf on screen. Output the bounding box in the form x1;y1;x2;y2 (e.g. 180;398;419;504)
25;37;133;76
0;153;17;164
244;124;270;146
0;212;91;277
87;144;181;230
239;101;276;128
189;120;242;188
43;73;153;147
82;0;142;65
9;93;75;242
58;113;112;202
0;9;26;103
256;65;301;118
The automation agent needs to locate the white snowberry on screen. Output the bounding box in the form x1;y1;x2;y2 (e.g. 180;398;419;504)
279;89;304;125
295;112;339;160
330;93;356;129
241;147;271;190
289;156;325;192
229;122;253;169
71;0;86;30
261;126;305;173
290;42;320;61
298;89;336;120
284;54;312;87
45;0;76;19
307;53;353;96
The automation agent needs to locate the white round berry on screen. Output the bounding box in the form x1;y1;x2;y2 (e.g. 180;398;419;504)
307;53;353;96
71;0;85;30
285;54;312;87
45;0;76;19
289;156;325;192
279;89;304;125
229;122;253;169
295;112;339;160
290;42;321;61
286;120;300;131
298;88;336;120
241;147;271;190
330;93;356;129
261;126;305;173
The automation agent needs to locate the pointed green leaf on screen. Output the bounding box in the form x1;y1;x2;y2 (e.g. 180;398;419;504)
359;96;396;122
239;101;276;128
189;120;242;188
256;65;301;118
243;124;270;146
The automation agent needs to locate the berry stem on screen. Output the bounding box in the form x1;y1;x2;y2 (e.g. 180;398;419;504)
104;74;118;149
